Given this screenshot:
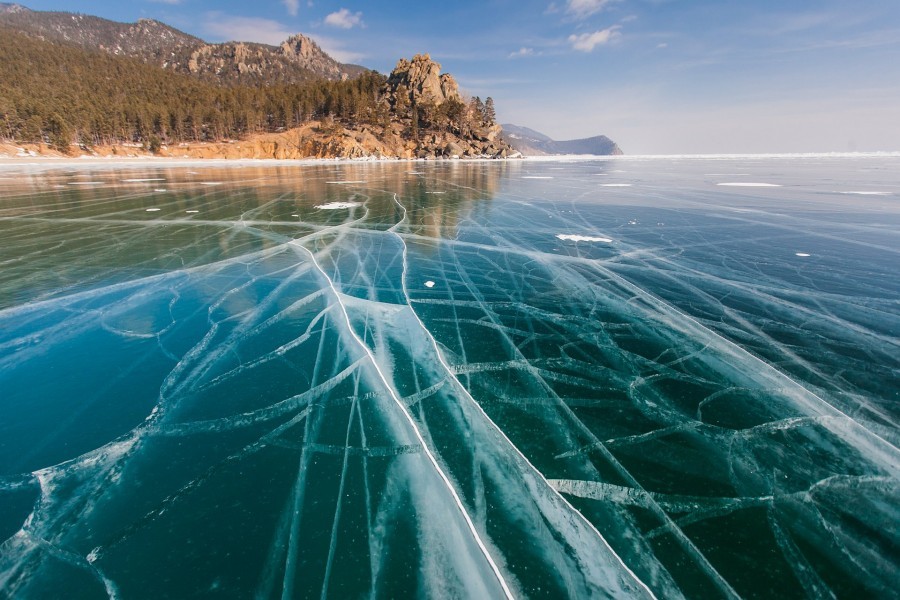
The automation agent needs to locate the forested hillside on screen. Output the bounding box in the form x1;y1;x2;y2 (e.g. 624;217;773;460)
0;27;390;151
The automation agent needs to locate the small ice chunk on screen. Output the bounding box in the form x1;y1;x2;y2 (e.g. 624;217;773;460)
185;210;199;213
717;182;781;187
424;281;436;288
556;234;613;243
316;201;363;209
145;208;161;212
795;252;811;257
839;191;890;195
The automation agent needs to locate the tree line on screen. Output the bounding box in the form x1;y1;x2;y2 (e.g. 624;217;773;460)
0;28;498;153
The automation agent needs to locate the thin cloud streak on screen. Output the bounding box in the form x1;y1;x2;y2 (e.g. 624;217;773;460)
201;13;294;45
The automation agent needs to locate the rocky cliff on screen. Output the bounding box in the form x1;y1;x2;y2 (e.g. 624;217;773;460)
502;123;623;155
381;55;515;159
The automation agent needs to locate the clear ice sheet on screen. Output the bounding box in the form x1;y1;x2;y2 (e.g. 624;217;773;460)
0;159;898;598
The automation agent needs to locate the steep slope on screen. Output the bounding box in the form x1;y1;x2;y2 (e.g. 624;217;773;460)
0;3;364;83
502;123;623;155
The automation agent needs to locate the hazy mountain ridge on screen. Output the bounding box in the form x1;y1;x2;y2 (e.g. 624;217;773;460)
0;3;364;84
502;123;622;155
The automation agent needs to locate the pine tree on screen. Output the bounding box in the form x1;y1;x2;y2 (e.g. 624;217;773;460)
483;97;496;125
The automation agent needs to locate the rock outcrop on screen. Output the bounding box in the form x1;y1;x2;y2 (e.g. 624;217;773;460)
381;55;516;159
386;54;461;106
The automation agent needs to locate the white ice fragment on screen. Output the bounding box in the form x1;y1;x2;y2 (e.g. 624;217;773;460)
200;182;222;186
716;182;782;187
185;210;199;213
290;214;299;217
424;280;436;288
145;208;161;212
795;252;811;257
628;220;638;225
556;234;613;243
315;201;363;210
839;191;890;195
154;188;166;192
601;183;632;187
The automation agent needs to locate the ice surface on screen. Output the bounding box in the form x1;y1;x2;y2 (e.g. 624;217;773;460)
0;158;897;598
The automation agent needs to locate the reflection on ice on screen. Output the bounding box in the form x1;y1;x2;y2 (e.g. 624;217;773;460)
0;158;897;598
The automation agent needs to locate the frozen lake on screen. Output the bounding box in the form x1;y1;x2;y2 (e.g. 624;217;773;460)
1;157;898;598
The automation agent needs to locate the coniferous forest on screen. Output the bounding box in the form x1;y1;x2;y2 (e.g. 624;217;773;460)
0;28;391;151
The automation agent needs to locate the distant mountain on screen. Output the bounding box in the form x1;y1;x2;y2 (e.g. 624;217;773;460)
502;123;623;156
0;3;365;84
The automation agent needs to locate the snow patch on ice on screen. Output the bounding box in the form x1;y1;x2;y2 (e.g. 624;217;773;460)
145;208;161;212
795;252;811;257
424;281;436;288
556;234;613;243
717;182;782;187
185;210;199;213
316;201;363;210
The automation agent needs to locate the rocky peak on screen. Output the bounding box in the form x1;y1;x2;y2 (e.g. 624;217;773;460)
386;54;461;106
278;33;348;80
0;3;28;14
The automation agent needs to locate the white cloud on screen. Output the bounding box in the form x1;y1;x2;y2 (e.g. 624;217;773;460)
282;0;299;16
324;8;364;29
566;0;618;18
201;13;294;45
568;26;621;51
509;47;536;58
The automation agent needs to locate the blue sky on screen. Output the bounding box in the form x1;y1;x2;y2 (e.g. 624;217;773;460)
15;0;900;154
